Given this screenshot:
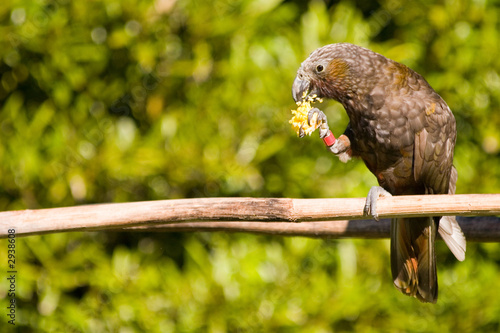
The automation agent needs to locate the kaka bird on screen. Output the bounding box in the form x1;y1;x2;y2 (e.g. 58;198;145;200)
292;43;466;303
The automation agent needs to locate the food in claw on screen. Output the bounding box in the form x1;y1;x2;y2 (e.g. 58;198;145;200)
289;93;323;136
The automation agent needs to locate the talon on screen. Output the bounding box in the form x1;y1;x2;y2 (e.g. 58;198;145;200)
307;107;327;127
307;108;318;126
363;198;374;219
299;124;305;138
364;186;392;221
307;111;314;126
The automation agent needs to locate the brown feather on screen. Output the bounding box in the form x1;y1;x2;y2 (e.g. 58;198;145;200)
392;217;437;303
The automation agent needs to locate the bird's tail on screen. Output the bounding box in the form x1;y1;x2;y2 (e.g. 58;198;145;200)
391;217;437;303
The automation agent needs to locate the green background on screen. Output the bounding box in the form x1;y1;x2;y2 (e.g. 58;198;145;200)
1;0;500;331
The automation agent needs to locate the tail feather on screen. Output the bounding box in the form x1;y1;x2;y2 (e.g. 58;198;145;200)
438;216;466;262
439;166;466;262
391;217;437;303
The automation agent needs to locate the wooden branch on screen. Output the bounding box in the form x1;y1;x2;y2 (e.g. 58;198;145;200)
127;219;390;238
0;194;498;239
126;217;500;242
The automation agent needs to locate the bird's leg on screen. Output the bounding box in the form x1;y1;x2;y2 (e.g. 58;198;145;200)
364;186;392;221
329;135;352;163
307;108;352;162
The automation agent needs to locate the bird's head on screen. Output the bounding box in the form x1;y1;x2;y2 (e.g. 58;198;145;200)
292;43;375;103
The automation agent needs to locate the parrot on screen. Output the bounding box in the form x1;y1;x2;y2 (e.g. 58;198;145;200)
292;43;466;303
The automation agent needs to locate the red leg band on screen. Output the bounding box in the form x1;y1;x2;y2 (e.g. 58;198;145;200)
322;130;336;146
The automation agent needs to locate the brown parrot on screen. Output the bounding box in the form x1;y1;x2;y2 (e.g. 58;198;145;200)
292;43;466;303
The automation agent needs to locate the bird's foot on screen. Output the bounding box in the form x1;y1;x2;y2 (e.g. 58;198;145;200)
305;107;353;163
363;186;392;221
306;107;329;137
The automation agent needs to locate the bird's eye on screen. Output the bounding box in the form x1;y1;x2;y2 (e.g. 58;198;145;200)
316;64;324;73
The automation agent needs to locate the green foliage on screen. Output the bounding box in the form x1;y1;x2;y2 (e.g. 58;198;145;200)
0;0;500;331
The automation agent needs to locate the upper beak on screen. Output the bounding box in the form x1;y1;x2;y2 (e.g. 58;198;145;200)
292;75;311;103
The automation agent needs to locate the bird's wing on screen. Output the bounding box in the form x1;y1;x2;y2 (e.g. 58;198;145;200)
413;100;456;195
413;102;466;260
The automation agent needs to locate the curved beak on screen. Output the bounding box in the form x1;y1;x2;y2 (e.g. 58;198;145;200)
292;75;311;103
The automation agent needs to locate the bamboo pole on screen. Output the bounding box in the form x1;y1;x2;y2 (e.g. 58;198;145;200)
0;194;499;239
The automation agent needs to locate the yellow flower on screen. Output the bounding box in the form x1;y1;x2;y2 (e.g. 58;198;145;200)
289;94;323;136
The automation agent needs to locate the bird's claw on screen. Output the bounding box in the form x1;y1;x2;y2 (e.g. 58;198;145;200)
305;107;353;163
364;186;392;221
307;108;329;138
